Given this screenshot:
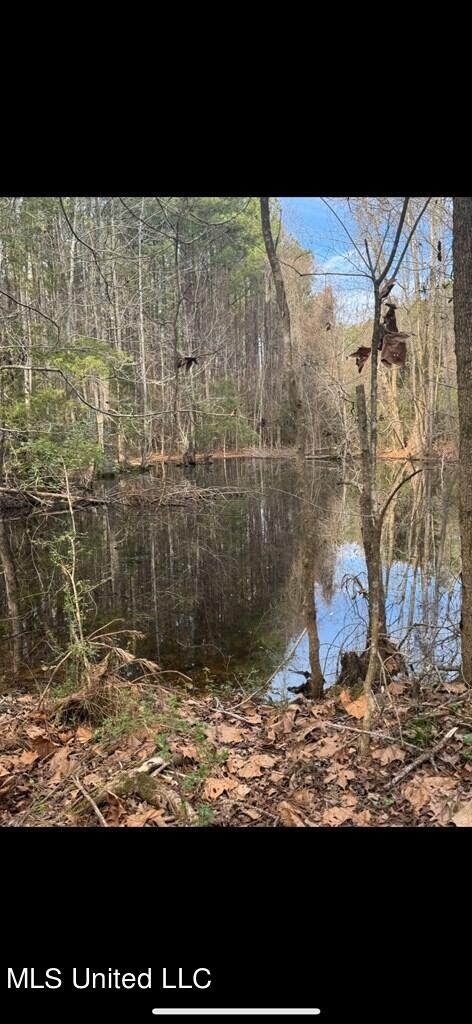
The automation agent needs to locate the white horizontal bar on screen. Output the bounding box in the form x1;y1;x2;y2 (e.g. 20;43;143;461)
152;1011;320;1017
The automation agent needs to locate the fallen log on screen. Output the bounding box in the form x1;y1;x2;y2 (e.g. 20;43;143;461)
74;754;197;825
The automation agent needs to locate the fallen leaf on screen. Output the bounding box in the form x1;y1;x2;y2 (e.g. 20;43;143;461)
292;789;314;809
310;736;342;759
0;764;9;779
325;766;356;789
235;784;251;799
352;809;372;825
387;681;407;696
241;807;262;821
125;808;168;827
83;772;102;788
340;792;358;807
451;798;472;827
372;745;406;765
322;806;353;825
12;749;39;768
442;681;468;694
237;754;276;778
217;724;244;744
278;801;306;827
297;721;319;742
340;690;367;719
76;726;93;744
24;724;47;740
48;746;73;783
179;743;200;761
403;775;457;814
201;777;238;800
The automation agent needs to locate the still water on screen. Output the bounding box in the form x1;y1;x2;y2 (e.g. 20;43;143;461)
0;459;461;696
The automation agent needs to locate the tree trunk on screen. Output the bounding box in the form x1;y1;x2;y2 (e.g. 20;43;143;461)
453;197;472;684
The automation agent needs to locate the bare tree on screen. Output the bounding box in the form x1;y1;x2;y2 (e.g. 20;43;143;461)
453;197;472;684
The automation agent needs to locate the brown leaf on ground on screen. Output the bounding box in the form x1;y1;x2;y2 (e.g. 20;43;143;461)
201;776;239;800
76;726;93;744
216;724;244;744
387;681;407;695
237;754;276;778
125;807;168;827
278;801;306;827
292;789;314;810
352;809;372;825
235;784;251;799
372;744;406;765
83;772;103;788
178;743;200;761
241;807;262;821
297;721;319;742
0;763;10;779
340;792;357;807
451;798;472;827
340;690;367;719
12;749;39;768
48;746;73;783
24;724;48;741
310;736;343;759
244;713;263;725
323;806;353;825
442;681;468;694
325;766;356;789
403;774;457;814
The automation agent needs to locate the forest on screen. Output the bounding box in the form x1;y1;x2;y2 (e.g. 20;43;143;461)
0;195;471;828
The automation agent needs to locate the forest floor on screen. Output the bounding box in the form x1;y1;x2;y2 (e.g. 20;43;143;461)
1;672;471;828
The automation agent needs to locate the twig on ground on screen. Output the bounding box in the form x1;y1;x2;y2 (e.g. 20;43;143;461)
73;775;109;826
387;727;459;789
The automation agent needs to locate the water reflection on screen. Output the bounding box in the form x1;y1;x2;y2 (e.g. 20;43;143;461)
0;459;461;695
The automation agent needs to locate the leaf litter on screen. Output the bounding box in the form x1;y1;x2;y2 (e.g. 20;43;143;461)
0;676;471;827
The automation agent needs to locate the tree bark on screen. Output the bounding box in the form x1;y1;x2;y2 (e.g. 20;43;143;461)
453;197;472;684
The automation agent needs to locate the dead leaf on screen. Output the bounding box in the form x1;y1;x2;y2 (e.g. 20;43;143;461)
83;772;102;788
323;806;353;825
201;777;238;800
403;774;457;814
443;681;467;694
241;807;262;821
278;801;306;827
340;792;357;807
76;726;93;744
387;681;407;696
49;746;73;783
292;789;314;809
235;784;251;799
372;744;406;765
297;721;319;742
0;763;9;779
24;724;47;740
125;807;168;827
325;766;356;789
340;690;367;719
310;736;342;759
451;798;472;827
217;724;244;744
237;754;276;779
352;809;372;825
12;749;39;768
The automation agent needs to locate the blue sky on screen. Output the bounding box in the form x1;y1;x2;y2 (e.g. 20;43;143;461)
279;197;374;321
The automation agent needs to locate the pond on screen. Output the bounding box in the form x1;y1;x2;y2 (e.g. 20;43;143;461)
0;458;461;697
